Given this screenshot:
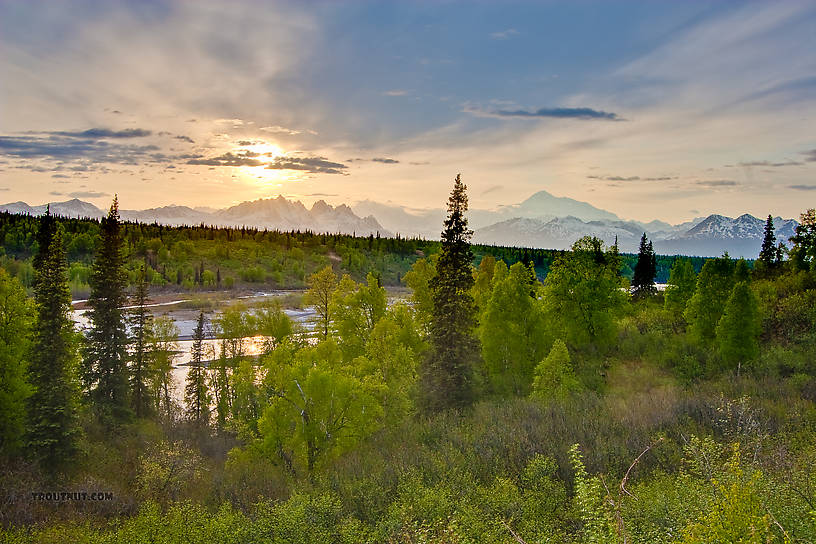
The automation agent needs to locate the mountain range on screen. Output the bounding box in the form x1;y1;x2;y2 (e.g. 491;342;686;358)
1;192;800;258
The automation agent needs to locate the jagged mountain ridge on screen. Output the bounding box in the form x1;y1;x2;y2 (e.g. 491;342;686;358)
472;213;798;258
0;194;800;257
0;197;390;237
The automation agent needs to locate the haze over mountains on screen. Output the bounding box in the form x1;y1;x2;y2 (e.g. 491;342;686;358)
1;191;799;258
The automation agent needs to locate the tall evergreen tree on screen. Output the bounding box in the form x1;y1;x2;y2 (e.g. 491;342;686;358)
129;265;153;419
186;311;211;428
758;214;777;268
83;197;131;423
27;225;81;469
632;233;657;297
420;174;480;411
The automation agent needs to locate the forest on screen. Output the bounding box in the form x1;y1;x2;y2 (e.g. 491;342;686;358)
1;179;816;544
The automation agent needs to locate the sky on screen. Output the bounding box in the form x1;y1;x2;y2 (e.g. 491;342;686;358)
0;0;814;224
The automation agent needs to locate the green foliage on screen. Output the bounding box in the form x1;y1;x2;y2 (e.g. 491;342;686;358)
129;266;153;419
685;255;735;343
665;258;697;322
259;342;383;473
83;198;131;423
569;444;617;544
421;175;480;411
543;236;627;348
0;269;33;457
632;233;658;297
789;208;816;271
185;311;211;428
480;261;548;396
531;339;580;399
26;222;81;469
716;282;762;370
331;272;387;360
149;316;179;421
304;265;338;339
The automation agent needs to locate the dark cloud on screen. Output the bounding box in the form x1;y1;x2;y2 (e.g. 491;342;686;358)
187;151;263;167
54;128;152;138
306;193;339;197
49;191;63;196
52;174;69;178
237;140;256;146
696;180;738;187
803;149;816;162
372;157;399;164
789;184;816;191
266;156;347;175
175;135;195;143
0;187;9;191
469;106;623;121
69;191;109;198
0;133;160;166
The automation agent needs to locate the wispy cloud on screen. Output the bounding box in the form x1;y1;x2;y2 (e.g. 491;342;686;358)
803;149;816;162
466;105;623;121
490;28;519;40
69;190;109;198
730;160;803;167
383;90;409;97
0;133;160;164
696;180;738;187
371;157;399;164
789;184;816;191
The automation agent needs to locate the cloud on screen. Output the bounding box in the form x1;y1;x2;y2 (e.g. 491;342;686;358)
732;160;803;167
174;135;195;143
481;185;504;196
54;128;151;138
803;149;816;162
383;89;409;96
52;174;70;178
588;174;676;181
466;105;623;121
490;28;519;40
371;157;399;164
0;133;160;164
266;156;348;175
696;180;738;187
306;192;339;197
259;125;316;135
789;184;816;191
0;187;9;191
49;191;64;196
69;190;109;198
187;151;263;167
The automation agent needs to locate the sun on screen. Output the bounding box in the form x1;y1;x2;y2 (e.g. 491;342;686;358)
242;142;284;159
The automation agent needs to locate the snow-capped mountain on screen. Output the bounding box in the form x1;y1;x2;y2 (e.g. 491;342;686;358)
473;213;799;258
2;197;390;237
0;198;105;219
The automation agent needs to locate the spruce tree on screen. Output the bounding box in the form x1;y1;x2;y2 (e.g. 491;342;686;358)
758;214;777;268
186;311;211;428
27;225;81;469
632;233;657;297
129;265;153;419
83;197;131;423
420;174;480;411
